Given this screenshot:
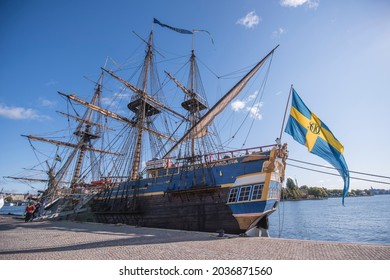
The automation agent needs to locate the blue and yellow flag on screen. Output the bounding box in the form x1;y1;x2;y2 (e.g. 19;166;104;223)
284;88;350;205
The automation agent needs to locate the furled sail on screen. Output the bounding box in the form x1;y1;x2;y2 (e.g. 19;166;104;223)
163;45;279;158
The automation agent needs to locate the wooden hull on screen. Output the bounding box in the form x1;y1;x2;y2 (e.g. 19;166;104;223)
93;187;244;234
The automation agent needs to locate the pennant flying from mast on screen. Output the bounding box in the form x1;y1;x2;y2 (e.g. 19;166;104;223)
153;18;215;46
284;88;350;205
193;29;215;46
153;18;193;35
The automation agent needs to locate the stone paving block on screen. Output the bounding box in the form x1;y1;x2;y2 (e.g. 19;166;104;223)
0;215;389;260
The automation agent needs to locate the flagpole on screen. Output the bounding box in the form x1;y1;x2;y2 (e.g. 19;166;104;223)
279;84;293;142
192;31;195;52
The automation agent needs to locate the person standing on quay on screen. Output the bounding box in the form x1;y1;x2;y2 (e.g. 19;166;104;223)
25;202;35;222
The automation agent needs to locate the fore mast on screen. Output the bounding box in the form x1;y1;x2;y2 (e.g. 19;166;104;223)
9;72;110;202
70;73;104;187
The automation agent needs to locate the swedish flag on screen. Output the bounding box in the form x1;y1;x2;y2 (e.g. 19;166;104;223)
284;88;350;205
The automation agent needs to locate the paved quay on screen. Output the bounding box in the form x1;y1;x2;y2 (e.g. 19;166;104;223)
0;215;389;260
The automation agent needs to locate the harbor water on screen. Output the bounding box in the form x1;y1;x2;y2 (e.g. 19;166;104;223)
0;205;25;216
1;195;389;245
269;194;390;245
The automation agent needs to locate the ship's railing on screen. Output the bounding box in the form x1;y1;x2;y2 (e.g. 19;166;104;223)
188;92;207;108
202;144;276;163
144;144;277;178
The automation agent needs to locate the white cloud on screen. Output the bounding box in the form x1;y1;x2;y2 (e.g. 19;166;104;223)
45;80;58;87
280;0;308;7
231;100;245;111
113;92;131;99
0;103;49;121
280;0;319;9
307;0;320;9
101;92;131;108
231;91;263;120
39;98;57;107
246;103;263;120
236;11;261;28
101;97;117;107
246;92;258;102
272;27;286;38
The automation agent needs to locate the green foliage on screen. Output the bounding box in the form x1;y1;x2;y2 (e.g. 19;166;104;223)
326;189;343;197
282;183;372;200
286;178;297;190
308;187;328;198
349;189;371;196
283;178;302;199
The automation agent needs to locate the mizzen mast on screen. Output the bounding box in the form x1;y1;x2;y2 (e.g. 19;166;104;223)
165;49;208;161
164;45;279;158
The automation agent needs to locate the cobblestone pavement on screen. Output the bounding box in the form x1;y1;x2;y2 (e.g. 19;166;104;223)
0;215;389;260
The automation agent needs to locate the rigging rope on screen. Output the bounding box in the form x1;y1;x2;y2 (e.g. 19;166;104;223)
278;196;285;238
196;56;221;79
219;54;274;148
27;138;51;172
288;158;390;180
287;162;390;185
241;53;274;147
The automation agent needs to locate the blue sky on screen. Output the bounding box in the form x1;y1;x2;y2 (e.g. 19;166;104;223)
1;0;389;194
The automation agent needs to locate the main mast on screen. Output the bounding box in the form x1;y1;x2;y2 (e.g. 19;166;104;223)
189;50;197;159
122;31;165;180
130;32;153;180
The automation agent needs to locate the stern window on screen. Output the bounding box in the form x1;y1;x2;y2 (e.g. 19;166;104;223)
238;185;252;202
228;187;239;203
252;184;264;200
268;185;281;199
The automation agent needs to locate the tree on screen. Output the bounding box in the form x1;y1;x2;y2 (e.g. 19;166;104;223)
299;185;309;196
308;187;327;198
286;178;297;190
284;178;302;199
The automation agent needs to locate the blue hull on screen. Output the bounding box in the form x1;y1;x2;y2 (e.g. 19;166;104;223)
91;146;285;234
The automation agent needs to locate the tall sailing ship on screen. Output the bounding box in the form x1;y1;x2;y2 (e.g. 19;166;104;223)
6;21;288;236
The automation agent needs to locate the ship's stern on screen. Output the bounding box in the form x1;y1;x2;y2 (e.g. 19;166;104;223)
226;144;287;236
